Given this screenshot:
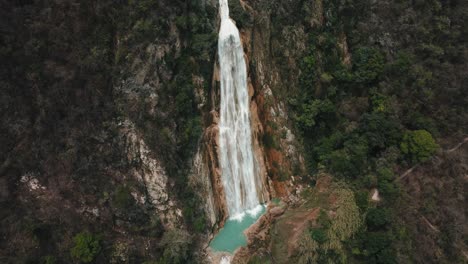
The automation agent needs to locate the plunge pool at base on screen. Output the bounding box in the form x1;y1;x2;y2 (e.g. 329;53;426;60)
209;205;266;253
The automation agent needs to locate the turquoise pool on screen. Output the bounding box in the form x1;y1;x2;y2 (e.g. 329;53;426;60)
209;205;266;253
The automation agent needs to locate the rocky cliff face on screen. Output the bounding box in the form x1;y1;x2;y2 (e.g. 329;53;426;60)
0;0;214;262
119;120;183;227
2;0;467;263
195;0;312;227
236;0;311;200
194;109;228;227
0;0;324;261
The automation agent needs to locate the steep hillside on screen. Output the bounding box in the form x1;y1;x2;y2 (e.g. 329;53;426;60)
0;0;467;263
0;0;216;263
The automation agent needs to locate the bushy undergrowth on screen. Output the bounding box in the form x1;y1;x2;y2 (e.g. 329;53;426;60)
70;232;101;263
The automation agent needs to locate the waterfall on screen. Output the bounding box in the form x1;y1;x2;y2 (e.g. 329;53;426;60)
218;0;261;219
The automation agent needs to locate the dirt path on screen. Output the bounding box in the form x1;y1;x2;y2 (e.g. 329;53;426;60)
285;208;321;255
397;165;419;181
445;137;468;153
396;137;468;182
421;216;439;233
270;207;321;263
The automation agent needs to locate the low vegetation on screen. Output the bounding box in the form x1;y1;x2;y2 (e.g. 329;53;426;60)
70;232;101;263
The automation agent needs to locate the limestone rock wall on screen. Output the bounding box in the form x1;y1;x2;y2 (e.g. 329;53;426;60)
119;120;182;228
194;0;311;229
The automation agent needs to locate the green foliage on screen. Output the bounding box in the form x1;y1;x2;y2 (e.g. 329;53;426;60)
228;0;252;28
193;215;206;233
248;255;271;264
374;248;397;264
418;43;444;58
320;72;334;83
317;209;332;229
322;188;362;260
387;51;413;75
410;65;433;92
191;33;217;58
42;255;56;264
408;113;439;137
311;228;328;244
129;0;158;13
175;16;188;29
297;231;319;264
327;149;355;177
359;113;402;152
364;232;395;262
378;181;399;203
295;99;335;130
300;55;317;89
400;130;438;163
369;91;389;113
313;132;344;161
262;133;279;149
366;208;391;230
113;185;134;209
278;169;290;182
132;19;154;41
352;47;385;84
327;188;362;239
333;47;385;89
355;190;369;211
182;116;202;146
291;0;464;261
376;167;399;202
70;232;101;263
174;86;194;116
376;167;394;182
360;174;378;188
325;135;369;178
160;229;192;264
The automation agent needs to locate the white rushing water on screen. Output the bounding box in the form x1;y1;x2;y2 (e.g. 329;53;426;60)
220;256;231;264
218;0;260;219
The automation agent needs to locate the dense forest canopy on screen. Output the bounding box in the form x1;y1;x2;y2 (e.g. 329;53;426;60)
0;0;466;263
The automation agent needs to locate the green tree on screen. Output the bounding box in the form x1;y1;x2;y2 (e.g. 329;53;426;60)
228;0;252;28
70;232;101;263
326;136;369;178
311;228;328;244
376;167;399;202
400;130;438;163
359;113;402;152
296;99;335;131
364;232;392;256
355;190;369;211
366;208;391;230
352;47;385;84
362;232;397;264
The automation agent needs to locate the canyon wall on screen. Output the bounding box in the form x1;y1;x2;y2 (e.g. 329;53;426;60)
2;0;466;262
194;0;311;228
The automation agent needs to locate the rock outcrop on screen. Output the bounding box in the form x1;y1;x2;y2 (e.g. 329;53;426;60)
240;0;307;200
119;120;182;228
197;109;229;227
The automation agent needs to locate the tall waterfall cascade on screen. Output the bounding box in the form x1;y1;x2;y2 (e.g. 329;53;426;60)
218;0;263;219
